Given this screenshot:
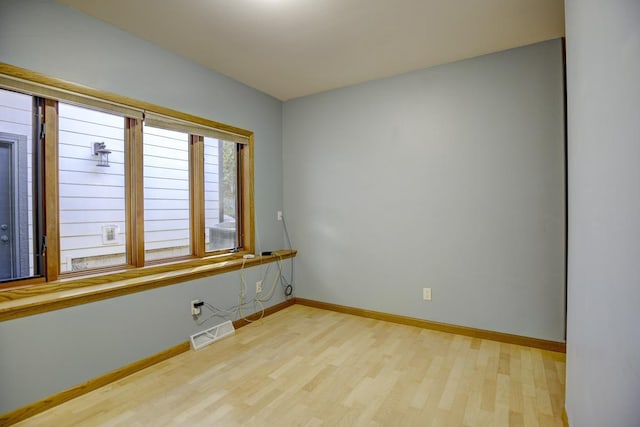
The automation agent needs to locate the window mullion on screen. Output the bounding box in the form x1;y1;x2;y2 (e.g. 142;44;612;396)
43;99;59;281
126;118;144;267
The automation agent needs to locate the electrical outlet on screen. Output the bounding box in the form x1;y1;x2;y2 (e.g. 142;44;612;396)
256;280;263;293
277;211;283;221
191;300;202;316
423;288;432;301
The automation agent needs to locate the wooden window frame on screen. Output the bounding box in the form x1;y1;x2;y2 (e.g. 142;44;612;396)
0;62;256;292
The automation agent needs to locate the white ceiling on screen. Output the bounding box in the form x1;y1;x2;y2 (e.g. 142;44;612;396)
57;0;565;101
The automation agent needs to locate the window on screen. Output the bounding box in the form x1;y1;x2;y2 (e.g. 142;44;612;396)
205;137;238;252
143;125;191;261
142;112;251;258
58;103;127;272
0;64;254;288
0;88;40;282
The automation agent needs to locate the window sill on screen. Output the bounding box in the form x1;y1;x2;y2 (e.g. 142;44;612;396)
0;250;296;322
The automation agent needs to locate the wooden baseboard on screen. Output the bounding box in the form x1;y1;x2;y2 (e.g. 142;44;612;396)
232;298;295;329
0;299;295;426
295;298;566;353
1;297;561;426
0;342;189;426
562;407;569;426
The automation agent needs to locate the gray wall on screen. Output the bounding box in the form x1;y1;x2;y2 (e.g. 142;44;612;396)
283;39;566;342
0;0;289;414
565;1;640;425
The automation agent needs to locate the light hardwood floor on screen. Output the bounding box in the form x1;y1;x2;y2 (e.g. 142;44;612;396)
15;305;565;426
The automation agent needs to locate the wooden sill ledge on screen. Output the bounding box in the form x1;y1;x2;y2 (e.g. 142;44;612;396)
0;250;296;322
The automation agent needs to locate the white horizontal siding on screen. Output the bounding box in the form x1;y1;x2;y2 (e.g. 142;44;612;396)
0;105;31;126
59;128;124;148
204;199;219;210
60;198;126;211
144;176;189;190
58;140;125;167
60;209;125;223
60;102;122;126
144;219;189;232
143;143;189;161
60;235;124;252
59;221;125;237
59;183;124;198
144;199;190;210
144;189;188;201
144;209;190;221
143;125;192;259
143;157;188;170
204;137;222;232
145;229;191;242
59;170;124;186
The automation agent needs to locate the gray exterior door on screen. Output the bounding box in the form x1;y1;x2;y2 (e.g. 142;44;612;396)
0;141;14;279
0;133;30;281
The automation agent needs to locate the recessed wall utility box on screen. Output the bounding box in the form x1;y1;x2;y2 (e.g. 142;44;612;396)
190;320;235;351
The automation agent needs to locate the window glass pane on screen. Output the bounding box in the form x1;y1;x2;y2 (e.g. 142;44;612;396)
204;137;237;252
143;125;191;261
58;103;127;272
0;88;37;280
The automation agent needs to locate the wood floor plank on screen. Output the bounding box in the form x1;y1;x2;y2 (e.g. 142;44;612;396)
13;305;565;426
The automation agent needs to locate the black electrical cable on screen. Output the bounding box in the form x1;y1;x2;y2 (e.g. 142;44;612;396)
280;216;295;297
193;219;295;329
